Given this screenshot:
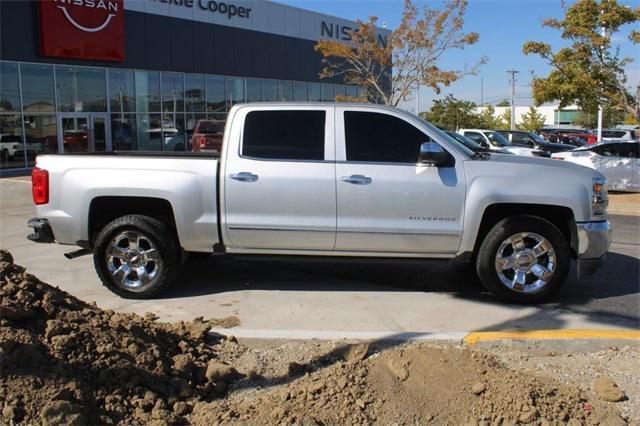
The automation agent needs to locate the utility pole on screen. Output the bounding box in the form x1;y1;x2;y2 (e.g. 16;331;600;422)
597;16;606;140
507;69;519;130
480;76;484;106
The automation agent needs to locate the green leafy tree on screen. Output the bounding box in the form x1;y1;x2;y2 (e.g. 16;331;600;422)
574;107;626;128
523;0;640;116
495;99;510;107
476;104;502;128
517;107;546;131
420;94;478;130
496;109;512;130
315;0;486;105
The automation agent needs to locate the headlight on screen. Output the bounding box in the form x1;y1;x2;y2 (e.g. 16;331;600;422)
592;176;608;216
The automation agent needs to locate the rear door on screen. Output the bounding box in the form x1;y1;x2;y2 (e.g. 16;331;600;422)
334;108;465;254
223;106;336;251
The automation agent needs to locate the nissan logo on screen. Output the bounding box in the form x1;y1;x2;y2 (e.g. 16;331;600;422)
54;0;119;33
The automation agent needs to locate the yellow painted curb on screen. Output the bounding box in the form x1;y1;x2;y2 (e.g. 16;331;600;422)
463;329;640;345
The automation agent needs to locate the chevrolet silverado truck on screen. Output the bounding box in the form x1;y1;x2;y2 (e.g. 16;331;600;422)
27;103;612;303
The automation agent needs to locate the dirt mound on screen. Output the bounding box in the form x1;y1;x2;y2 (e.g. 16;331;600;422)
0;249;241;425
0;249;628;425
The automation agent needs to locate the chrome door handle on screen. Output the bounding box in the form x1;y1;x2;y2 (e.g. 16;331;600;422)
341;174;372;185
229;172;259;182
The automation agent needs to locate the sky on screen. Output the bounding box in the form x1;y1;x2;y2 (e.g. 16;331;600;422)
277;0;640;112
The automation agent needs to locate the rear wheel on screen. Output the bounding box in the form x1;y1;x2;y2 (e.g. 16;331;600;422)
93;215;180;299
476;215;570;303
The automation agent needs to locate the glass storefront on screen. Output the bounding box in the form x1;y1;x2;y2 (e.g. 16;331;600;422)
0;60;365;171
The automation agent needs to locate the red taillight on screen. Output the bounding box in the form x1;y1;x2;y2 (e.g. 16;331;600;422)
32;167;49;205
198;136;207;150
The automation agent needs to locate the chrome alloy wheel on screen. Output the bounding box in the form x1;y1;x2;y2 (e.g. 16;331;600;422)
106;231;162;292
494;232;556;293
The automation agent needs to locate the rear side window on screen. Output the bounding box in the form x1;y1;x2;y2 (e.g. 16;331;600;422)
344;111;429;163
242;110;325;160
602;130;626;138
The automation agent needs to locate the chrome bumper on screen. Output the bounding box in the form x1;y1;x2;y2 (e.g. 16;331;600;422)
576;220;612;277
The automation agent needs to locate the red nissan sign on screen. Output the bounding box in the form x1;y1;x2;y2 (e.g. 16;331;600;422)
39;0;125;62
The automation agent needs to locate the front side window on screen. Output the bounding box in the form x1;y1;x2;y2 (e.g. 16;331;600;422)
242;110;325;160
344;111;429;163
484;131;510;147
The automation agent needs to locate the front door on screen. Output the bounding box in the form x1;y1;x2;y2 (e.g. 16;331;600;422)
334;108;466;254
58;113;111;153
223;107;337;251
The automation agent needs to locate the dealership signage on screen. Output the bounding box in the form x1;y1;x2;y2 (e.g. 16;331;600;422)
148;0;252;19
321;21;388;46
39;0;125;61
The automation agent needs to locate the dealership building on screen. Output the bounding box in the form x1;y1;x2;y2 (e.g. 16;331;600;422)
0;0;373;173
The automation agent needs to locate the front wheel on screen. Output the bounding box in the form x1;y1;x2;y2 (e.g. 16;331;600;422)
475;215;571;303
93;215;180;299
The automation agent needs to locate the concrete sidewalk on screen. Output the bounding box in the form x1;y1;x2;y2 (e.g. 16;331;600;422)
1;177;638;340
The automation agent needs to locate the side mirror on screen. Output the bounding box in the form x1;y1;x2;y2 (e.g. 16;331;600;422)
419;142;454;167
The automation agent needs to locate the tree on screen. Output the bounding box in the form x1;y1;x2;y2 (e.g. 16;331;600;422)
315;0;486;106
523;0;640;116
517;107;546;131
496;99;510;107
476;104;502;128
420;94;478;130
574;107;626;128
497;109;511;130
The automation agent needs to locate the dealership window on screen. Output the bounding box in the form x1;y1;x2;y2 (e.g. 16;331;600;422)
21;64;55;113
278;81;293;101
161;72;184;114
346;85;358;99
293;82;307;101
186;113;207;150
246;79;262;102
0;62;21;112
321;84;334;102
111;114;136;151
357;87;367;99
0;114;24;169
242;110;325;160
185;74;205;113
308;83;321;102
262;80;278;102
135;71;161;113
206;76;225;113
136;114;163;151
55;66;107;112
334;85;346;99
159;112;186;151
226;77;244;109
109;69;135;114
24;115;57;166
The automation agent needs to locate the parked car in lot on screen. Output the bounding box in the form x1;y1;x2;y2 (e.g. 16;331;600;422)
190;119;224;152
458;129;536;156
552;141;640;192
498;130;575;154
28;103;611;304
538;128;592;146
600;128;638;142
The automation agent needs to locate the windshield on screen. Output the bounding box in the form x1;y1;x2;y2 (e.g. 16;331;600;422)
415;117;475;157
484;131;510;147
446;131;483;151
528;132;548;144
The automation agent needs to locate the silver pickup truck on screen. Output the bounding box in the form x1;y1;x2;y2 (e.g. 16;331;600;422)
27;103;611;303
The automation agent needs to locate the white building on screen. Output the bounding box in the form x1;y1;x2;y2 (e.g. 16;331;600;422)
479;104;583;128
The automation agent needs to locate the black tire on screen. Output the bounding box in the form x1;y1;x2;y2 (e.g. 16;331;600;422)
475;215;571;304
93;215;180;299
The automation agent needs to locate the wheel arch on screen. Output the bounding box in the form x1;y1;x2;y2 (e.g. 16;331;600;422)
88;196;179;248
471;203;578;259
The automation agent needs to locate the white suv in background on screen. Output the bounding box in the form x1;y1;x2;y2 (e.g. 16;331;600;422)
600;128;638;142
458;129;535;156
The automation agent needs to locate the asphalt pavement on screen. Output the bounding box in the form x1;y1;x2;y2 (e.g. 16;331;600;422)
1;177;638;339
